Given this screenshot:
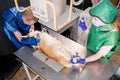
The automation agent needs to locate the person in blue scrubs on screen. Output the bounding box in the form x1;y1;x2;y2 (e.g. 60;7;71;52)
2;7;40;50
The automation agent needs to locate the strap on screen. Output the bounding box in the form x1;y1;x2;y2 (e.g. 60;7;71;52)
10;7;24;16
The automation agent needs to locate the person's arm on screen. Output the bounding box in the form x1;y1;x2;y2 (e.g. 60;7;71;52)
14;31;22;41
86;46;113;63
29;24;35;32
14;31;40;45
70;46;114;64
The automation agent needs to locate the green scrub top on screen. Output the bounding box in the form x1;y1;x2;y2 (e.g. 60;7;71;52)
87;24;119;59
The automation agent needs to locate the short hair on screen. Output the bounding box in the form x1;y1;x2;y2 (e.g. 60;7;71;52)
22;8;38;22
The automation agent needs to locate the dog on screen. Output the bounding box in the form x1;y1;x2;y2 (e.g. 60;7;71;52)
22;28;85;71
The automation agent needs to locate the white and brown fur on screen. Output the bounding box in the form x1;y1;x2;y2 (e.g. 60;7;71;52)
23;28;84;71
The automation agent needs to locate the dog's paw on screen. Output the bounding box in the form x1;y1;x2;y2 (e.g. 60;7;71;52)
32;45;39;50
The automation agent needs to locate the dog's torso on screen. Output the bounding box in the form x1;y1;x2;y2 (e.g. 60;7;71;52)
37;32;76;67
25;30;86;69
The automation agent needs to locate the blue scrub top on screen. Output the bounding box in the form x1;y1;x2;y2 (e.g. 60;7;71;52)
3;7;31;50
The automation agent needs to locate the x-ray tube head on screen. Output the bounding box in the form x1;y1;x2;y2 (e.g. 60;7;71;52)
30;0;66;22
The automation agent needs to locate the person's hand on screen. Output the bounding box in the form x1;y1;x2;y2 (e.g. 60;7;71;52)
79;17;87;31
70;55;86;64
36;38;40;45
77;58;86;64
29;25;35;32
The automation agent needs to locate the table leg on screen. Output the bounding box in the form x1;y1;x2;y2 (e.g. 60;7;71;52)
22;62;43;80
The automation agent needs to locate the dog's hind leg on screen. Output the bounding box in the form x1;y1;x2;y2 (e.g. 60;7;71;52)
58;56;72;68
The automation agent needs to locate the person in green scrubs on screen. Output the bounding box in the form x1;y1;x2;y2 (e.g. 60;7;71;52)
70;0;120;64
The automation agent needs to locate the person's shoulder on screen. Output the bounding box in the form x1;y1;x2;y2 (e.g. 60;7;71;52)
9;7;24;12
4;6;24;13
4;7;16;12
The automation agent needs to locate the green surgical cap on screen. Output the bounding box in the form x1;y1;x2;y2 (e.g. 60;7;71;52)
90;0;118;23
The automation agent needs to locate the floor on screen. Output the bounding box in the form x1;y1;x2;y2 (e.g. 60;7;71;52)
12;66;42;80
109;74;120;80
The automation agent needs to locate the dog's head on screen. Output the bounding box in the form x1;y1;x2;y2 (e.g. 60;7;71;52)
28;28;48;39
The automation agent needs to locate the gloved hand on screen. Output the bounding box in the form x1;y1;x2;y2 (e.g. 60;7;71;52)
77;59;86;64
79;17;87;31
36;38;40;45
21;37;40;45
70;55;86;64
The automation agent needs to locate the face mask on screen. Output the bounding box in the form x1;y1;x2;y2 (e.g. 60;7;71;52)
92;18;101;27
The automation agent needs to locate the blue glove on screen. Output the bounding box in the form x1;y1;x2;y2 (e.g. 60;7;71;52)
77;59;86;64
21;37;40;45
79;17;87;31
70;55;86;64
70;55;80;64
35;38;40;45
